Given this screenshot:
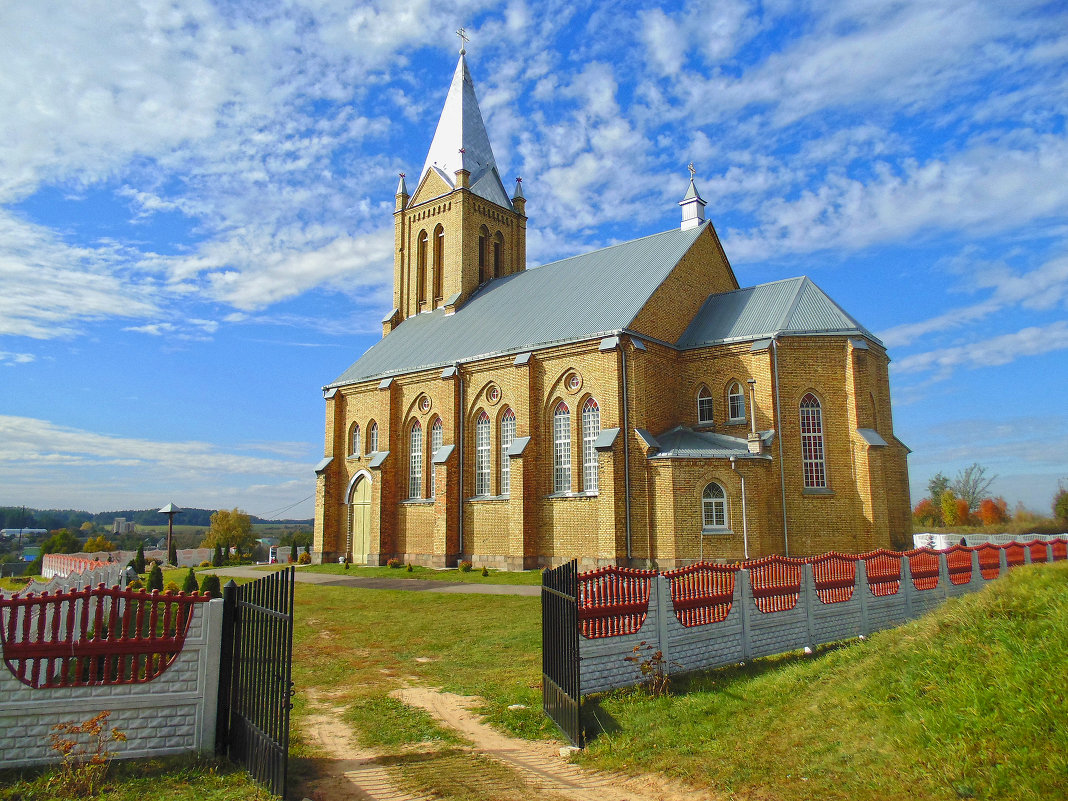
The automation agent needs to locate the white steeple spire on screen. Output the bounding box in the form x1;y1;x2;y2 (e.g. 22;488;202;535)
419;53;512;209
679;162;707;230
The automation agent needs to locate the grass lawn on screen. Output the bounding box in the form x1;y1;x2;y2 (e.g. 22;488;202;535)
0;754;274;801
269;561;544;585
576;560;1068;801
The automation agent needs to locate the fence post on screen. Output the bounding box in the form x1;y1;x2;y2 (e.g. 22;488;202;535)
738;569;752;661
938;552;949;600
215;579;238;755
655;575;671;673
802;563;816;649
999;547;1008;575
855;560;870;636
901;556;914;620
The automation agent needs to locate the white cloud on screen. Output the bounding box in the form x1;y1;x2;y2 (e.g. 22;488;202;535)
893;320;1068;378
0;351;35;366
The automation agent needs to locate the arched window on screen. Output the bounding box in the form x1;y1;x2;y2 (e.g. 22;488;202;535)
800;393;827;488
429;418;443;497
702;483;728;529
697;387;714;425
416;230;428;305
408;420;423;499
493;231;503;278
553;402;571;493
433;224;444;302
582;397;600;492
728;382;745;422
500;408;515;496
475;411;491;496
478;225;489;284
350;424;361;456
368;421;378;454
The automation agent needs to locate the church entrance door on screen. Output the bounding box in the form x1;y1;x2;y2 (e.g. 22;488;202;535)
348;476;371;564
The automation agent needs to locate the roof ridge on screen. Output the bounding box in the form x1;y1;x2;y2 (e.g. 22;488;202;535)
777;275;809;332
532;222;705;272
796;276;875;340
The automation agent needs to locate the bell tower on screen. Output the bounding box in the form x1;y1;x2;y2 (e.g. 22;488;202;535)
387;45;526;333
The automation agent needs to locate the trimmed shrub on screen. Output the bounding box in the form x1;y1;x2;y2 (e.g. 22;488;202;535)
298;552;311;565
134;544;146;574
406;563;414;572
481;566;489;577
182;567;198;594
127;579;144;591
199;573;222;598
164;581;180;594
146;563;164;593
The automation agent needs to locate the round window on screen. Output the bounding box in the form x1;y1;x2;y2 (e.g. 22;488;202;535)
419;395;432;413
487;384;501;405
566;372;582;393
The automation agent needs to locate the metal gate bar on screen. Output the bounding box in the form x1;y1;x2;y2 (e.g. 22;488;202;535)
542;560;582;747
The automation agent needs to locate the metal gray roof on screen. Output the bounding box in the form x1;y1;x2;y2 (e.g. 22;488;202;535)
647;426;771;460
677;276;879;349
419;54;511;209
329;224;707;387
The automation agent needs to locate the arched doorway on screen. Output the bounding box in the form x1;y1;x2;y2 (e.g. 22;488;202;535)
347;475;371;564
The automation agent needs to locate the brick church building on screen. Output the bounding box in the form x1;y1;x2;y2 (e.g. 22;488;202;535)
312;52;911;570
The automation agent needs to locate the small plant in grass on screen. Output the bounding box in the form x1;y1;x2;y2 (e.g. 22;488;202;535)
182;567;198;594
459;560;473;572
481;565;489;577
344;560;350;570
199;573;222;598
48;710;127;797
387;558;402;568
624;641;680;697
298;551;311;564
127;578;143;590
198;560;211;568
164;580;180;594
407;562;414;572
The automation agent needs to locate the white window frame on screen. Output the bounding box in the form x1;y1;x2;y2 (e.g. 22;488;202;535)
351;424;361;456
500;408;515;496
475;412;491;496
581;397;599;493
408;421;422;499
429;418;442;497
553;402;571;493
368;421;378;454
800;393;827;489
702;482;728;529
698;387;714;425
728;382;745;422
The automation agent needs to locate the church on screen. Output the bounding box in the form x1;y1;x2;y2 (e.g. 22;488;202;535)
312;51;911;570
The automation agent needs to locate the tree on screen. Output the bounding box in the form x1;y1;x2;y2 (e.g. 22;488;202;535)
212;544;224;567
950;463;996;511
84;534;116;552
203;509;255;558
200;573;222;598
182;567;198;594
79;521;95;534
146;563;164;593
941;490;961;526
927;472;950;507
290;540;298;563
134;543;146;573
978;497;1008;526
40;529;80;556
913;498;940;528
1053;482;1068;524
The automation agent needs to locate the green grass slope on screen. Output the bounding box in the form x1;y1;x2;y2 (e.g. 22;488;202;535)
580;561;1068;801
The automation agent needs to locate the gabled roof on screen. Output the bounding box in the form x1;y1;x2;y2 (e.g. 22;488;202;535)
328;224;707;387
676;276;879;349
419;54;511;209
646;426;772;460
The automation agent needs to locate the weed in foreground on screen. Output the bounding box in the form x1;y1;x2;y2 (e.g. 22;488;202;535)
48;711;127;797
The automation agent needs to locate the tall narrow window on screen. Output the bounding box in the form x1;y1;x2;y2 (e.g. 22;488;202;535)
350;424;360;456
478;225;488;284
493;231;503;278
475;411;491;496
728;382;745;422
582;397;600;492
702;483;728;529
800;393;827;488
433;224;444;302
553;402;571;493
429;418;443;497
698;387;714;425
408;420;423;499
368;421;378;453
416;230;428;305
500;408;515;496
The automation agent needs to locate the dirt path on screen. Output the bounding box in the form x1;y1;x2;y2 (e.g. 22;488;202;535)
299;687;716;801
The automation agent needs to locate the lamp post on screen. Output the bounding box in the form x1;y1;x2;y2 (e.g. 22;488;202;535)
158;503;181;565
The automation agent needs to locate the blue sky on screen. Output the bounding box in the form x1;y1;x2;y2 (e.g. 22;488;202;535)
1;0;1066;520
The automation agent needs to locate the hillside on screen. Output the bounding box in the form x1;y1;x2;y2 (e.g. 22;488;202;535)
582;561;1068;800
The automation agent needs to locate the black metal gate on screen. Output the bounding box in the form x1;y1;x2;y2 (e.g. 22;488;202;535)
217;567;295;798
542;560;582;747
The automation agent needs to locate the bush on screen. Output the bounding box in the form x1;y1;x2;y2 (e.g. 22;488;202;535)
297;552;311;565
199;573;222;598
406;563;414;572
133;544;146;574
146;563;164;593
164;581;180;594
386;558;402;569
198;560;211;568
978;497;1009;526
127;579;143;591
458;560;473;573
181;567;198;594
1054;484;1068;524
481;566;489;577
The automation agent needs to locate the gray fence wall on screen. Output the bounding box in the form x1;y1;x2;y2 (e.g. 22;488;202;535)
580;542;1057;696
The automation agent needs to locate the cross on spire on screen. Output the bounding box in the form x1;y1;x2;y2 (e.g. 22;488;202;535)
688;162;696;179
456;27;469;54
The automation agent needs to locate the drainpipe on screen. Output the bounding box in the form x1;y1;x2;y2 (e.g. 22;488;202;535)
456;363;465;561
731;456;749;560
772;338;789;557
621;340;633;564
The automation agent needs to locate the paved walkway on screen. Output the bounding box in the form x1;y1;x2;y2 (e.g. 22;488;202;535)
207;565;541;596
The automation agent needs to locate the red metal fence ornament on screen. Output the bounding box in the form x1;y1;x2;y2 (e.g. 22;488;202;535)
0;584;210;689
745;555;804;613
577;566;654;639
664;562;739;627
905;548;941;591
806;552;858;604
